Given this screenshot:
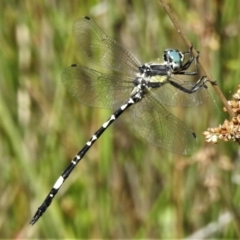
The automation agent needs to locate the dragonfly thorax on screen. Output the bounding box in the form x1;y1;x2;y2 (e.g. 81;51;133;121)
139;63;171;77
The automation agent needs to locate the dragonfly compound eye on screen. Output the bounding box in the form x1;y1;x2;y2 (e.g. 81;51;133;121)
167;49;185;71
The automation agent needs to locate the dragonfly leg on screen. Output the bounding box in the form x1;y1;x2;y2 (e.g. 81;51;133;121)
175;46;199;76
169;76;209;94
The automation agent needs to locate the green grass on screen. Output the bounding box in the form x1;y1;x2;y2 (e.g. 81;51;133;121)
1;0;240;238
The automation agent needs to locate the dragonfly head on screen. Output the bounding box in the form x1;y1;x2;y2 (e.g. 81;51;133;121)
163;49;184;72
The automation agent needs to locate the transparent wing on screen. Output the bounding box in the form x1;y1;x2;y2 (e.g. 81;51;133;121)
150;77;208;107
61;65;134;109
130;92;197;155
73;16;141;75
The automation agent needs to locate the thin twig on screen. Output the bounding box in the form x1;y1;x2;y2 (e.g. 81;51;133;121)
159;0;235;118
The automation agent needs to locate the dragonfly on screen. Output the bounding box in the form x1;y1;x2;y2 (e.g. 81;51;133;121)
30;16;208;225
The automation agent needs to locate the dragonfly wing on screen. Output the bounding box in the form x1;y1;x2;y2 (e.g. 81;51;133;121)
73;16;141;75
61;65;134;109
130;92;197;155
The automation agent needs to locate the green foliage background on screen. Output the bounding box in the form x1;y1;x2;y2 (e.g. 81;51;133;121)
1;0;240;238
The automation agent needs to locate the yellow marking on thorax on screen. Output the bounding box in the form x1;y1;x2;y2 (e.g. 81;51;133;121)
150;75;168;83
